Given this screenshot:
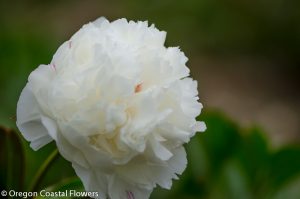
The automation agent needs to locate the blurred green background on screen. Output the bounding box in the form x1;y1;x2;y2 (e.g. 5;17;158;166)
1;0;300;198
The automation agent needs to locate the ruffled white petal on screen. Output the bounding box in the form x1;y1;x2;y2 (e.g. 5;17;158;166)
16;86;54;150
108;174;152;199
115;146;187;190
72;163;107;199
92;17;109;28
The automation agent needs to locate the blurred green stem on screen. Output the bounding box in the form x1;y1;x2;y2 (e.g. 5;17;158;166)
28;149;59;192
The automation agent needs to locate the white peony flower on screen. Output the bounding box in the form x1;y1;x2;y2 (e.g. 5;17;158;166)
16;17;206;199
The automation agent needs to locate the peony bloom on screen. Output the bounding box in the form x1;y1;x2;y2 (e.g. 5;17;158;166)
16;17;206;199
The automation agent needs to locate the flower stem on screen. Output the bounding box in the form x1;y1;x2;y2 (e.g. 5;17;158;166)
29;149;59;192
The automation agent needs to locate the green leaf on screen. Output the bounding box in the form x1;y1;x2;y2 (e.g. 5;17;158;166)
209;159;252;199
0;126;25;191
272;174;300;199
38;152;78;192
269;146;300;189
22;141;76;191
235;127;271;196
29;149;60;192
197;111;242;175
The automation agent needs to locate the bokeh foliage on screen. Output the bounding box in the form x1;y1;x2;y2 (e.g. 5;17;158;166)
125;0;300;64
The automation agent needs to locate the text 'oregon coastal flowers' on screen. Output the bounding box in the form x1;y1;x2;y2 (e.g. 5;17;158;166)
16;17;206;199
